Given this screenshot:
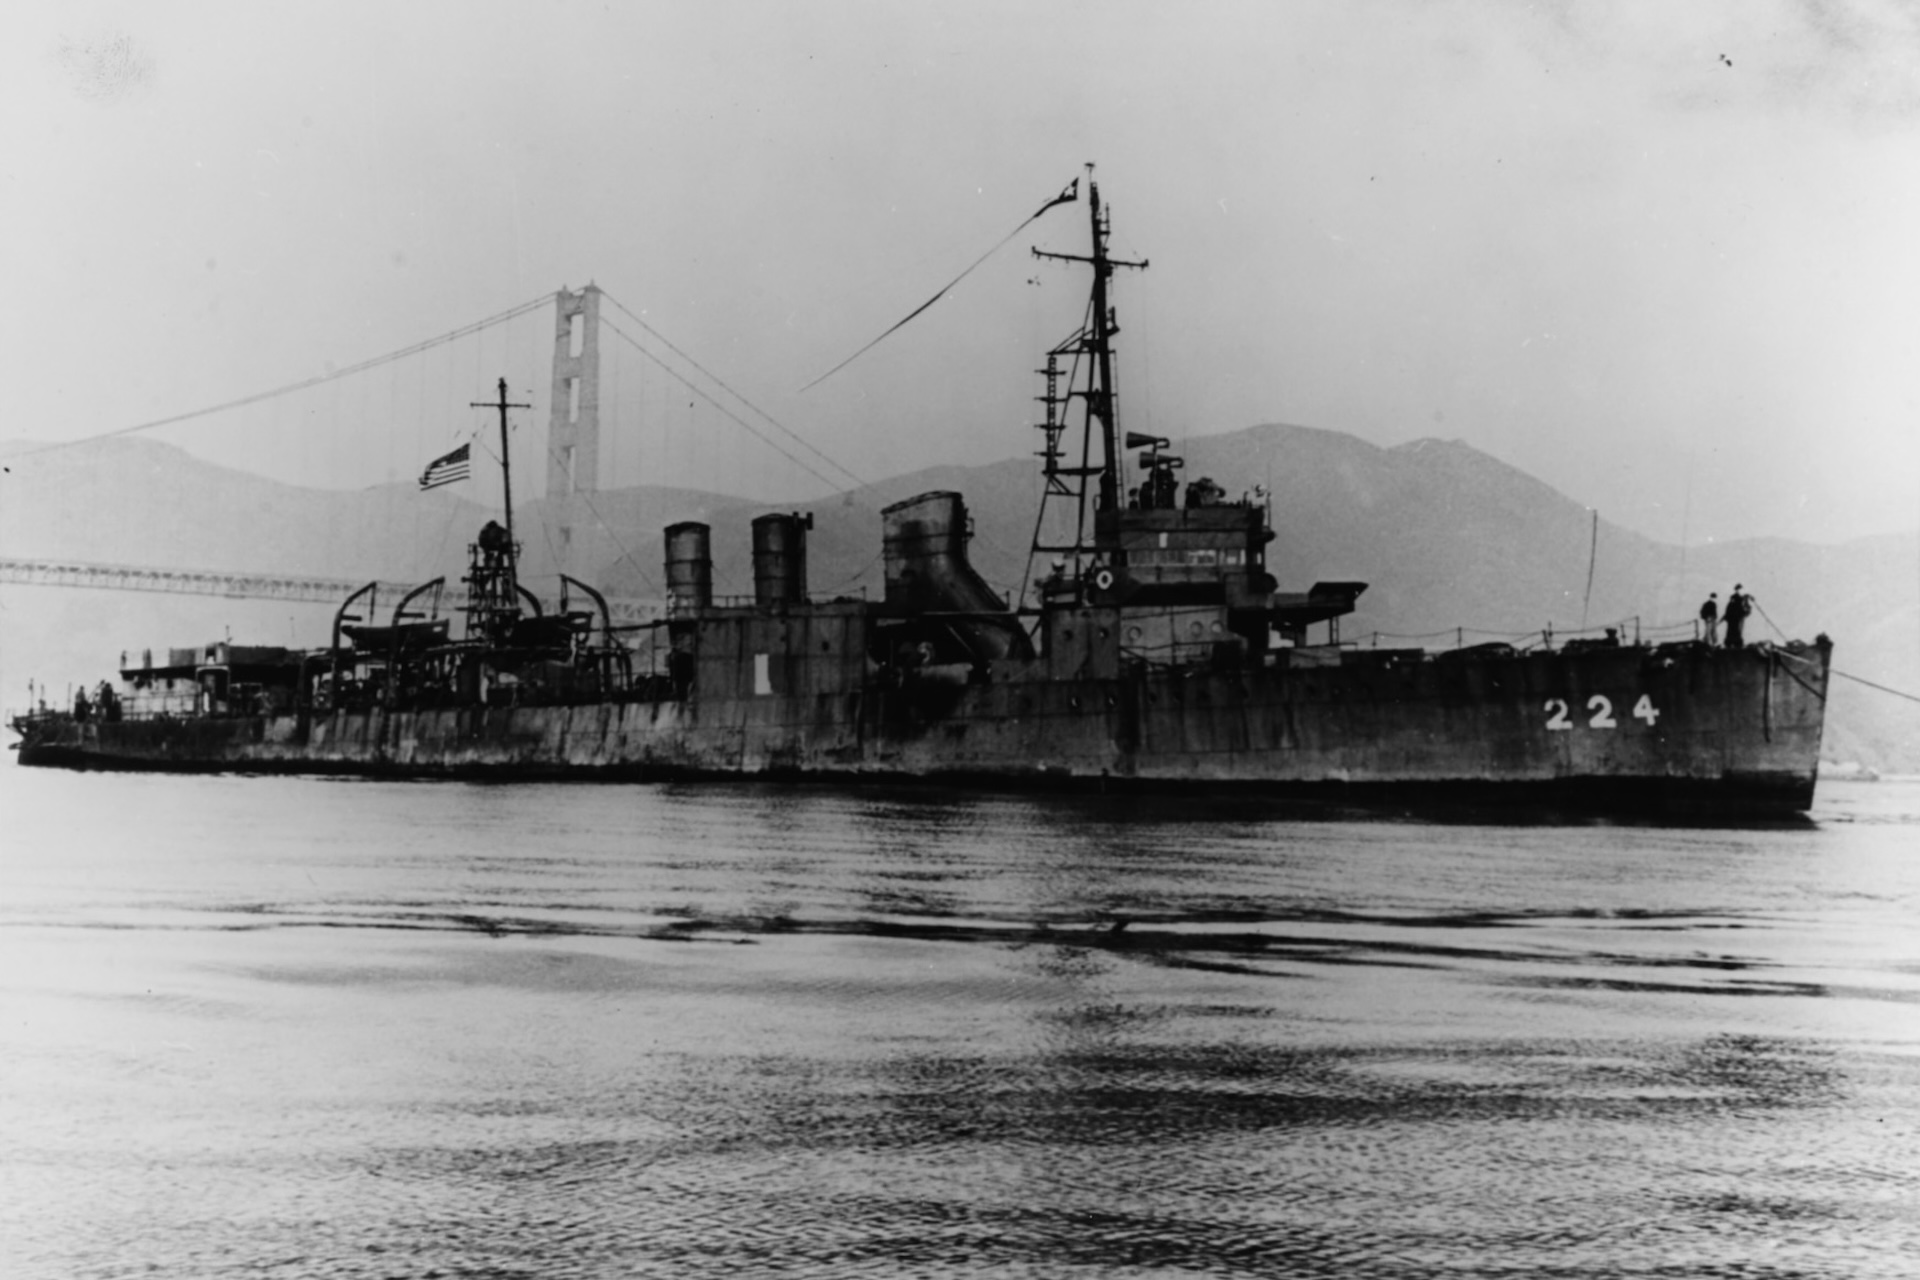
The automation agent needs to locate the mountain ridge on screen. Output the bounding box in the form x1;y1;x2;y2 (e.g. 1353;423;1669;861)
3;425;1914;770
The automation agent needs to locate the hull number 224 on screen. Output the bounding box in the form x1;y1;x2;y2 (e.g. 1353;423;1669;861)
1545;695;1659;731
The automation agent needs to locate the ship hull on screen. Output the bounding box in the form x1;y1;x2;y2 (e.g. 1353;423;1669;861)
14;640;1830;816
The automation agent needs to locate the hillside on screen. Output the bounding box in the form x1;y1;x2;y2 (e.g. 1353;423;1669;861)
3;428;1915;771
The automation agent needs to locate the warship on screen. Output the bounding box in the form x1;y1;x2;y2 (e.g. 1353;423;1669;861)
9;176;1831;813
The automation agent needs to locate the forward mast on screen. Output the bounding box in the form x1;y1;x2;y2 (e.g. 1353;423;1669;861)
1030;166;1148;582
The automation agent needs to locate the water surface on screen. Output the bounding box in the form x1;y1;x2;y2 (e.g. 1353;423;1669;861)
3;768;1917;1277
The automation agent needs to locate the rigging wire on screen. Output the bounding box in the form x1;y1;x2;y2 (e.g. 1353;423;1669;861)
1756;598;1791;644
820;550;883;595
799;179;1081;394
1749;597;1920;705
1580;509;1598;629
1830;667;1920;706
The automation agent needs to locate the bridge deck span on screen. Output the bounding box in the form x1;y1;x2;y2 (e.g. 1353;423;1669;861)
0;557;659;625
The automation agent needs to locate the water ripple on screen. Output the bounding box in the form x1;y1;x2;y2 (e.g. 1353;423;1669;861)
5;770;1920;1277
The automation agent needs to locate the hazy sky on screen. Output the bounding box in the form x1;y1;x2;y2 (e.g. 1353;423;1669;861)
4;0;1917;546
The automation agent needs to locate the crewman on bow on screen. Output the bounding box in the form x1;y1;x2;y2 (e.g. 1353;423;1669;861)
1724;584;1753;648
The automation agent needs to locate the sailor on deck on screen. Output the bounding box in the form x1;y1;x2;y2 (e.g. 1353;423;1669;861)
1698;592;1719;646
1723;585;1753;649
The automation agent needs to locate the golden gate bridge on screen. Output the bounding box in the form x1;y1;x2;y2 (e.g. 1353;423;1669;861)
0;286;867;617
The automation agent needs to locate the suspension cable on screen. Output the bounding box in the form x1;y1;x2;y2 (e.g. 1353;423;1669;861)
533;425;657;595
600;291;869;492
10;294;555;461
598;316;851;496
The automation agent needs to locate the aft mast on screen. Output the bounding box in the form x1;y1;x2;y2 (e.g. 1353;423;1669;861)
466;377;533;644
1029;165;1148;586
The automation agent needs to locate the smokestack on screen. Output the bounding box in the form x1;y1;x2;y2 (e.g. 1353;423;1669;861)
882;491;970;611
878;490;1032;661
750;512;811;608
664;521;713;612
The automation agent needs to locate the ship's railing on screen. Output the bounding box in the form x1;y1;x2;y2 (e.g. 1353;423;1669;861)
1119;612;1723;673
1357;615;1712;654
5;705;205;727
663;587;868;619
93;708;216;723
1119;639;1229;667
120;702;202;720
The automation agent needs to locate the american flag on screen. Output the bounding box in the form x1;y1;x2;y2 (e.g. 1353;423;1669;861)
418;443;471;491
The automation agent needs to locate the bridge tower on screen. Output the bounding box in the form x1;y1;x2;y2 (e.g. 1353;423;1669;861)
546;284;602;557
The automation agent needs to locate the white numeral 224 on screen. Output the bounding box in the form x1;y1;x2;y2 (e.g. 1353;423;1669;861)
1544;695;1659;730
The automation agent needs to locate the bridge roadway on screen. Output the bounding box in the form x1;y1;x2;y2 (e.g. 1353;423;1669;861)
0;556;660;626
